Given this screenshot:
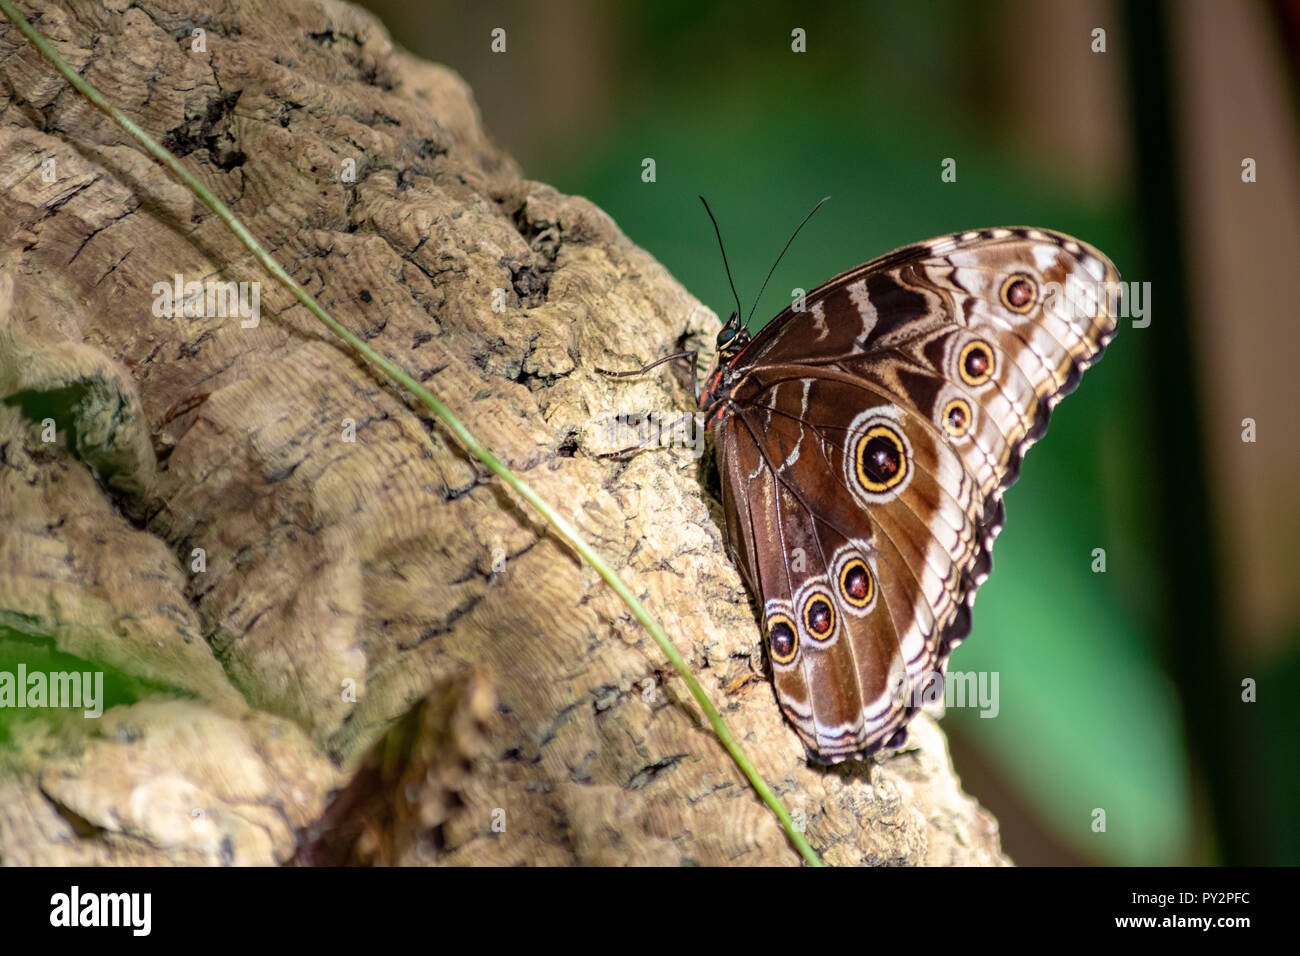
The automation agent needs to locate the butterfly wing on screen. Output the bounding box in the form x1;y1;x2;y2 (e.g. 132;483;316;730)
713;228;1119;762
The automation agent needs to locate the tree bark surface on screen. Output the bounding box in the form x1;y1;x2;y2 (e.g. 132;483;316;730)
0;0;1008;866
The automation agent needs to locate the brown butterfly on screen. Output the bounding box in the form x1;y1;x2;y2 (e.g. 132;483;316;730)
616;201;1119;764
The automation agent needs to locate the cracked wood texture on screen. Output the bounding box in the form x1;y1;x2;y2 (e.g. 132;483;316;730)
0;0;1008;866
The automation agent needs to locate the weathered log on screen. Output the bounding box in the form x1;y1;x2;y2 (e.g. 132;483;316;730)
0;0;1007;865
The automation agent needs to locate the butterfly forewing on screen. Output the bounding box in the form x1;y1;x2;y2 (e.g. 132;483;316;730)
707;227;1119;763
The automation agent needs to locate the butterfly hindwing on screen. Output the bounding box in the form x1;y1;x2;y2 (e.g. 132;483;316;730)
721;372;982;758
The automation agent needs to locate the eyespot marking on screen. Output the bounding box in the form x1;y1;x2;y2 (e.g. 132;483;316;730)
838;558;875;610
941;397;973;437
856;424;908;493
801;591;836;644
768;613;798;666
958;339;995;387
1000;273;1038;314
843;408;914;505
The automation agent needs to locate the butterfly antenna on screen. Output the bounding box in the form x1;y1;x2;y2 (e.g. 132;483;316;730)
746;196;831;327
699;196;745;323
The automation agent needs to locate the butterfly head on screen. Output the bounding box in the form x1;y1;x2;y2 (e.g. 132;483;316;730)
715;312;750;359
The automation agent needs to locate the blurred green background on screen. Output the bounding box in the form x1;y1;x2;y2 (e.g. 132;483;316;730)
360;0;1300;865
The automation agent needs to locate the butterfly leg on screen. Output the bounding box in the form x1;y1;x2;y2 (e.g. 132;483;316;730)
592;438;658;460
594;350;701;403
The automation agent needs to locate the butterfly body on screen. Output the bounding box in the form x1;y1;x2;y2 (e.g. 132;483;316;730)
701;225;1119;763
